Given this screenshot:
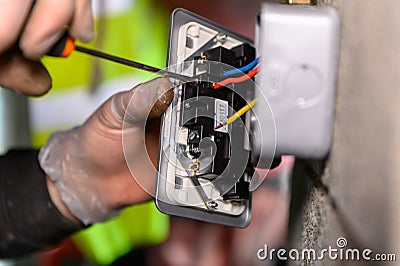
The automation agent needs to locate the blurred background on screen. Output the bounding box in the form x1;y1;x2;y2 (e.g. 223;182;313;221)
2;0;399;265
1;0;292;265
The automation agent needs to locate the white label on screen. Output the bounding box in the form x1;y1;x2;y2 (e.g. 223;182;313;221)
214;99;229;133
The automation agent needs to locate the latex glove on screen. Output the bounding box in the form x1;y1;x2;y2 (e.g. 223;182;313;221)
0;0;94;95
39;77;174;225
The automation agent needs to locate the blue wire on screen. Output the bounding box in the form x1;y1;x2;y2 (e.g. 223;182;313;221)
223;57;260;77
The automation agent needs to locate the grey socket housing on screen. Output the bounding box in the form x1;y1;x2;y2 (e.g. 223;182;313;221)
155;9;256;228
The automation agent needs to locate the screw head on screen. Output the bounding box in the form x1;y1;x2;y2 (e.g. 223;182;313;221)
188;131;199;141
206;200;218;209
216;34;227;43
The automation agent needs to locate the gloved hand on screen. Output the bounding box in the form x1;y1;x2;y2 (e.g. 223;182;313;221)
0;0;94;95
39;77;174;225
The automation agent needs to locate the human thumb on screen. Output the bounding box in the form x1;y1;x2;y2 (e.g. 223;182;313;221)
91;77;174;131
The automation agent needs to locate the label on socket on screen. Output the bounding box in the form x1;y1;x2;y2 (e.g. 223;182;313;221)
214;99;229;133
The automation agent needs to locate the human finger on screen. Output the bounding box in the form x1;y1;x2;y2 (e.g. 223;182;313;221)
0;0;34;54
0;48;51;96
20;0;94;59
98;77;174;130
69;0;94;43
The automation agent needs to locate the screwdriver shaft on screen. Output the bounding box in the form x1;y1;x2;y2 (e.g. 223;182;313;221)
75;46;191;82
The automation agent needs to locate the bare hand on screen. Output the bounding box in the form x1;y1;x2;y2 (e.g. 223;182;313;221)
0;0;94;95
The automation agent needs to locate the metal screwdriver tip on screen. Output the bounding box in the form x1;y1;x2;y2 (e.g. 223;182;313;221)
214;123;225;130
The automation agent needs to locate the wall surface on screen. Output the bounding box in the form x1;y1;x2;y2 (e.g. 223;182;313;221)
289;0;400;265
0;88;31;154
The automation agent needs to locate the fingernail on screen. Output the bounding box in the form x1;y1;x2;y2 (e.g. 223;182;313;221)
155;77;173;97
147;78;174;119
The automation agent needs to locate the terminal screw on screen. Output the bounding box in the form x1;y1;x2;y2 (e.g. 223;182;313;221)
206;200;218;209
188;131;199;141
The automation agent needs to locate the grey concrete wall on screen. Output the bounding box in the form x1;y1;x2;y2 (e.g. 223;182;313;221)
288;1;400;265
0;87;31;154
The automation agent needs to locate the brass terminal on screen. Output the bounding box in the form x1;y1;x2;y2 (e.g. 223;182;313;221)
189;158;200;176
281;0;317;5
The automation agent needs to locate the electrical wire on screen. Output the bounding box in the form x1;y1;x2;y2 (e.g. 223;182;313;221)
214;67;259;89
222;57;260;77
215;98;258;130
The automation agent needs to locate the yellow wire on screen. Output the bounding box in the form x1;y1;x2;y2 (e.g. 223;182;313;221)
216;98;258;128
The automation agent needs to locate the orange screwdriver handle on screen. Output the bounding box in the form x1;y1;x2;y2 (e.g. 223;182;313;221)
47;33;75;58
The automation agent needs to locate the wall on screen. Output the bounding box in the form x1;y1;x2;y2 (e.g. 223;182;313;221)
288;0;400;265
0;88;30;154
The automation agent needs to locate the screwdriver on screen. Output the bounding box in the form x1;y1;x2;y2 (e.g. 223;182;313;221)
47;33;192;82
